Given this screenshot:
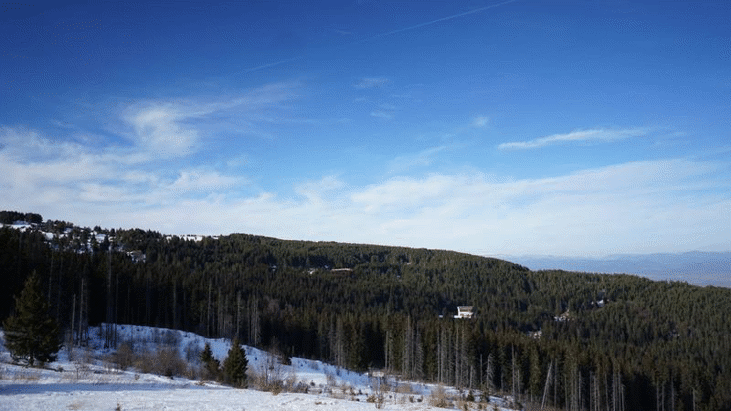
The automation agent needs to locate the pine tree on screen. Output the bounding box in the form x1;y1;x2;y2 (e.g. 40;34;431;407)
223;337;248;387
200;342;220;380
3;271;61;366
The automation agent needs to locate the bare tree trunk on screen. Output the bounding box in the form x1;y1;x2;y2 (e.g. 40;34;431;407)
207;281;212;337
56;255;63;322
217;287;222;336
453;322;462;388
105;249;113;348
114;262;118;347
173;281;177;330
78;278;86;345
249;297;260;347
656;381;661;411
438;326;444;383
460;325;469;389
70;293;76;346
145;275;151;326
335;317;345;368
578;369;583;411
612;372;616;411
605;371;610;411
48;251;54;304
445;325;453;386
414;328;424;381
553;357;558;408
402;316;412;379
485;353;494;396
541;360;553;410
238;292;243;339
512;346;516;402
620;380;625;411
385;327;393;374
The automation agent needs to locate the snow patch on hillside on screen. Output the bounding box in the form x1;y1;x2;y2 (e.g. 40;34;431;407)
0;325;520;410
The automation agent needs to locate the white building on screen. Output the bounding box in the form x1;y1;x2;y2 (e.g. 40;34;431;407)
454;306;474;319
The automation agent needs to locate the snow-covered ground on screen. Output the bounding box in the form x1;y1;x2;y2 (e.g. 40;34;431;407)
0;324;519;410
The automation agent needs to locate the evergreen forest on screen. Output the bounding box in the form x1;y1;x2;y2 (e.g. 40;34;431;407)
1;211;730;410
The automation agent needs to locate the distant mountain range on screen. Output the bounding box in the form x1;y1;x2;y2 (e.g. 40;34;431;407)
506;251;731;288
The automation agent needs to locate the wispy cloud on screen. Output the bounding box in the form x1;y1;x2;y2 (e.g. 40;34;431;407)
117;82;301;160
0;126;243;205
168;170;242;194
130;158;727;257
355;77;389;89
125;105;198;159
0;82;300;221
327;28;352;36
370;110;394;120
295;176;345;207
498;128;647;150
472;116;489;128
2;122;728;257
343;159;730;256
388;146;447;173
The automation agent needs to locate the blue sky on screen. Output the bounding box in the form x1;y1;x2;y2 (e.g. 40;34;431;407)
1;0;730;258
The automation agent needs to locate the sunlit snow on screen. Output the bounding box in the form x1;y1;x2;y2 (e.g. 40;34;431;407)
0;325;518;410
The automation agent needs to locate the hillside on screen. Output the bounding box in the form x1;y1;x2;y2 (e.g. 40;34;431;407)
2;324;518;410
1;211;730;410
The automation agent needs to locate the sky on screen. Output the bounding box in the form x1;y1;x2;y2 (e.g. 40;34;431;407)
1;0;730;258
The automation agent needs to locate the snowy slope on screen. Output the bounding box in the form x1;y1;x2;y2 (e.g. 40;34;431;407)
0;325;519;410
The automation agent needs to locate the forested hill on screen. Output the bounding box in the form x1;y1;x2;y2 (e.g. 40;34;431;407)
2;212;730;410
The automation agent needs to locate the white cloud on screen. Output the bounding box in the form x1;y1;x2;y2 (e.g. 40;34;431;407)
227;81;301;109
370;110;394;120
0;124;249;222
388;146;447;173
168;170;242;193
343;159;729;256
2;124;729;258
294;176;345;207
472;116;489;128
498;128;647;150
355;77;389;89
126;105;198;158
120;81;301;160
79;183;144;204
350;174;456;213
0;82;299;216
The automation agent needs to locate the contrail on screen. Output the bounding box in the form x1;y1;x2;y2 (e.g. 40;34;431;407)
241;0;518;73
361;0;519;42
242;57;303;74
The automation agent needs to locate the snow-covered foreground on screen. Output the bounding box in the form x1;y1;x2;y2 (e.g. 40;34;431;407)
0;325;518;410
0;380;429;411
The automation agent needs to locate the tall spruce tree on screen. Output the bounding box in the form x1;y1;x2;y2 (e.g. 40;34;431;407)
222;337;248;387
200;341;220;380
3;271;60;366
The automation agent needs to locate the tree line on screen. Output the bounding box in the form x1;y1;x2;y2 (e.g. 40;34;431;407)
1;215;730;410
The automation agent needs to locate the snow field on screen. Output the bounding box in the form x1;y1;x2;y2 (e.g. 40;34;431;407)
0;325;517;410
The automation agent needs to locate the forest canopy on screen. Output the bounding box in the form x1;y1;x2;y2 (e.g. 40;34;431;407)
1;213;729;410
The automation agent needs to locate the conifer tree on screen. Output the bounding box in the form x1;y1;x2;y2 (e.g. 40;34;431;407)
3;271;60;366
200;342;220;380
222;337;248;387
